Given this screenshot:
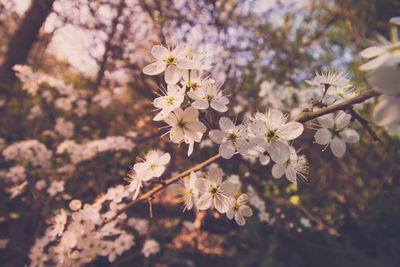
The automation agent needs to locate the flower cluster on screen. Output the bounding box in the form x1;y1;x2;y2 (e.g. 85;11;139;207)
2;139;53;167
29;149;171;266
56;136;135;164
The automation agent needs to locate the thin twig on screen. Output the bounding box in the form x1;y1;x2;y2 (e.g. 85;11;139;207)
347;108;384;145
104;153;221;223
148;197;153;218
294;90;380;123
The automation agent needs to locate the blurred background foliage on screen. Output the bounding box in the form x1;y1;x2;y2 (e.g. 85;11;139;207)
0;0;399;266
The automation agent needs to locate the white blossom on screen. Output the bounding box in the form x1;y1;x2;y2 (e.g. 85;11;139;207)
153;84;185;121
226;194;253;226
141;239;160;258
209;117;249;159
271;147;308;186
143;43;190;84
195;167;235;213
314;111;360;157
134;150;170;180
187;81;229;112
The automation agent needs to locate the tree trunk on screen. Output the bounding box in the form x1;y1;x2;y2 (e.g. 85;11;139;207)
0;0;55;93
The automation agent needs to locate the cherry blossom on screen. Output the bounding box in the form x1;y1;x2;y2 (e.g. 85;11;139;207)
153;84;185;121
195;167;235;213
227;194;253;226
143;43;190;84
314;111;360;157
209;117;249;159
187;81;229;112
250;109;303;163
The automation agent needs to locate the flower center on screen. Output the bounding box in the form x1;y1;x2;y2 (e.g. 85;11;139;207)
209;186;218;196
265;130;277;141
177;120;185;129
205;94;214;103
228;132;238;143
149;163;157;170
167;97;174;105
166;56;176;66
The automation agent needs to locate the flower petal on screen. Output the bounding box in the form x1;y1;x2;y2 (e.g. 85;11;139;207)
339;128;360;143
143;61;166;75
239;205;253;217
197;193;213;210
330;137;346;157
267;109;285;130
359;46;386;59
335;111;351;129
373;96;400;126
208;167;223;186
219;117;235;132
277;122;304;140
259;154;270;165
219;141;236;159
219;181;235;197
359;52;391;71
317;114;334;129
191;100;209;109
234;213;246;226
151;45;169;60
210;100;228;112
272;163;286;178
315;128;331;145
209;130;226;144
267;140;290;163
165;65;181;84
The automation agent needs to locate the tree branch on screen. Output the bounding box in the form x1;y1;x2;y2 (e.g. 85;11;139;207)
293;90;381;123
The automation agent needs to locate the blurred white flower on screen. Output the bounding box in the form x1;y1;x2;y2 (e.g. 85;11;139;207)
187;81;229;112
182;171;200;211
47;180;65;196
359;36;400;71
141;239;160;258
227;194;253;226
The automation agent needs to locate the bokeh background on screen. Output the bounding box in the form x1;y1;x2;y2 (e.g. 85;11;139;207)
0;0;400;266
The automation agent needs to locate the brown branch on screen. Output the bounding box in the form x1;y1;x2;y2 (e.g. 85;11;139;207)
293;90;381;123
104;153;221;223
347;108;384;145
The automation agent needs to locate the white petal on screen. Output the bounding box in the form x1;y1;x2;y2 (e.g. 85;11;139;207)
209;130;226;144
259;154;270;165
182;107;199;123
210;100;228;112
277;122;304;140
239;205;253;217
359;53;391;71
191;100;209;109
234;213;246;226
197;194;213;210
373;96;400;126
330;137;346;157
165;65;181;84
272;163;286;178
250;120;267;136
237;194;248;205
219;142;236;159
315;128;332;145
219;181;235;197
219;117;235;132
339;128;360;143
369;62;400;94
151;45;168;60
208;167;223;186
172;43;190;58
143;61;166;75
158;153;171;165
285;165;297;184
226;209;234;220
153;166;165;177
267;141;290;163
214;194;230;213
170;128;183;143
359;46;386;59
317;114;334;129
267;109;285;130
195;178;209;194
335;111;351;129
